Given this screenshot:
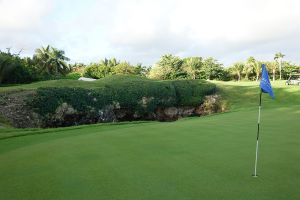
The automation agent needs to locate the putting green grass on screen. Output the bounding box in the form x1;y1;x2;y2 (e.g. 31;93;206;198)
1;81;300;200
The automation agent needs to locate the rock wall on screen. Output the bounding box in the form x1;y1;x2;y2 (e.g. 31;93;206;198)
0;91;42;128
0;91;226;128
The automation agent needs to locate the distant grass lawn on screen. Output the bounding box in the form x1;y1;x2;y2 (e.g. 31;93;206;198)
0;75;165;93
0;80;300;200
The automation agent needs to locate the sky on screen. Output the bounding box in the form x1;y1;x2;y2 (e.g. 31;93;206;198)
0;0;300;66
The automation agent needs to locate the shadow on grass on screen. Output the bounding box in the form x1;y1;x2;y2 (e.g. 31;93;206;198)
0;121;154;140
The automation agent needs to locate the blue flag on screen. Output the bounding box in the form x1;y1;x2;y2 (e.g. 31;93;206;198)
260;64;274;99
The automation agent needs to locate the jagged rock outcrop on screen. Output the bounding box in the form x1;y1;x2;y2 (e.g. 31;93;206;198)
0;92;226;128
0;91;42;128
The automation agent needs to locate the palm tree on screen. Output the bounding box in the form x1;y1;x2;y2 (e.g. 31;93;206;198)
34;45;70;75
274;52;285;80
246;57;261;81
231;62;244;81
34;45;51;74
108;58;118;67
243;57;255;80
253;60;261;82
50;47;70;74
99;58;109;66
266;61;277;82
99;58;119;68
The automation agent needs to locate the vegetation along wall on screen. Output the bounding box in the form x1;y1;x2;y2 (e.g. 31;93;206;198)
0;75;222;128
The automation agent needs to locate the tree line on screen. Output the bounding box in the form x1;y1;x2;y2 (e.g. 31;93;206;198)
0;45;71;84
1;45;299;84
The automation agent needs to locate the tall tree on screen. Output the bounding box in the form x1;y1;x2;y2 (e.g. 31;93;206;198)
274;52;285;80
231;62;244;81
100;58;119;68
133;63;147;76
182;57;203;79
243;57;255;80
108;58;119;67
201;57;223;80
245;57;255;80
149;54;184;80
282;61;300;79
253;61;261;82
266;61;277;82
112;62;135;75
0;51;34;84
0;52;16;83
34;45;70;75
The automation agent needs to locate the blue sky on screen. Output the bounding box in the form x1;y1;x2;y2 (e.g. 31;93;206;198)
1;0;300;66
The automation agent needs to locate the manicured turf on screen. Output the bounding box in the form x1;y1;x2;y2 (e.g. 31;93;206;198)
0;81;300;200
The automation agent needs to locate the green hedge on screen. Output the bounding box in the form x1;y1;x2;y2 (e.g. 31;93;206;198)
170;80;216;106
29;76;216;116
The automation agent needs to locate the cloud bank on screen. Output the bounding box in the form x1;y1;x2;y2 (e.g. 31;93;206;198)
1;0;300;66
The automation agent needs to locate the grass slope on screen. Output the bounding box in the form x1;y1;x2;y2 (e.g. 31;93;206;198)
0;81;300;200
0;75;143;92
0;75;188;93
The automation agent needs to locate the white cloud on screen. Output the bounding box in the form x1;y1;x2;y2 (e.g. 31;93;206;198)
0;0;52;31
100;0;300;65
0;0;53;54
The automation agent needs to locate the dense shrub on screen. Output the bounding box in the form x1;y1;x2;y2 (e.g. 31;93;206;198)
83;61;148;79
84;64;111;79
29;76;216;117
170;80;217;106
0;52;37;84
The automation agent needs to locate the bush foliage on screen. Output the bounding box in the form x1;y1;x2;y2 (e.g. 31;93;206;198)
0;52;38;84
30;76;216;116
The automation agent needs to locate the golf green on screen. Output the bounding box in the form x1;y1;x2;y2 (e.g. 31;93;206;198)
0;81;299;200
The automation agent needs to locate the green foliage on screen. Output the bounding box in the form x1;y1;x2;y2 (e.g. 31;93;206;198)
200;57;223;80
243;56;260;81
112;62;136;75
2;45;299;84
69;63;86;75
228;62;245;81
34;45;71;75
0;45;74;84
265;61;277;81
65;72;82;80
149;55;228;81
149;54;185;80
29;76;216;116
274;52;285;80
182;57;203;79
100;58;119;67
0;52;37;84
84;59;148;79
169;80;216;106
282;61;300;79
84;63;111;78
134;63;149;76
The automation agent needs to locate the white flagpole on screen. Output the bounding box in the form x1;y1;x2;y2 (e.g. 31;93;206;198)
253;91;262;177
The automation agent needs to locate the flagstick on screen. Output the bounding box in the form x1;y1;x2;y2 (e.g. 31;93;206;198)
253;90;262;177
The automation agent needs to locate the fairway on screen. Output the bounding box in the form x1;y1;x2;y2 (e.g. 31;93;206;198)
1;82;300;200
